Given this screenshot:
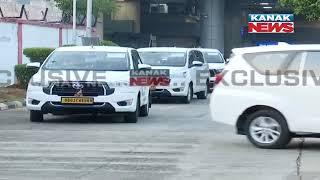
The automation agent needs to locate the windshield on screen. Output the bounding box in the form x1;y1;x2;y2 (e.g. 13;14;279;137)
139;52;186;67
43;51;129;71
205;52;224;63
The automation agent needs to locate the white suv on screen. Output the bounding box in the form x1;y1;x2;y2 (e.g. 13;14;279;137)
26;46;151;123
138;47;210;103
210;44;320;149
198;48;226;91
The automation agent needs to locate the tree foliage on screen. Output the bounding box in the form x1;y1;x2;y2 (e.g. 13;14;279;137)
279;0;320;21
55;0;117;21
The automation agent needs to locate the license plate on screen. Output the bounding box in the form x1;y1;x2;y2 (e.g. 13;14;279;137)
61;97;94;105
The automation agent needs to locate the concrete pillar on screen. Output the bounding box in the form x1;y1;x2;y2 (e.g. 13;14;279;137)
200;0;225;54
113;0;140;33
96;13;104;41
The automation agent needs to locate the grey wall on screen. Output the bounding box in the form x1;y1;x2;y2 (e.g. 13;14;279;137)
200;0;225;54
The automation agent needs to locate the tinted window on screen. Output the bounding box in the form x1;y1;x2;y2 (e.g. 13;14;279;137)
139;52;187;67
205;52;224;63
131;50;141;70
188;51;196;66
195;51;205;63
304;52;320;76
243;52;298;75
286;53;302;72
44;51;129;71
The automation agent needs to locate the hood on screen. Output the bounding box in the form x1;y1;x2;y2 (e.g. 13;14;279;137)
208;63;225;70
150;66;186;74
31;70;130;85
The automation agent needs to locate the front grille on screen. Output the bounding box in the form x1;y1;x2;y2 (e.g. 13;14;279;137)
154;89;164;92
51;102;105;106
51;82;105;96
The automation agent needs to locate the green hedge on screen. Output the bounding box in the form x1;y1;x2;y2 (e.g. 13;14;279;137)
100;40;119;46
14;64;37;89
23;48;55;63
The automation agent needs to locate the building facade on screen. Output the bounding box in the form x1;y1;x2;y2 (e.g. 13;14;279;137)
107;0;320;56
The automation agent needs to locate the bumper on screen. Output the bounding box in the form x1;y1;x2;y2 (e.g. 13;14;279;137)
41;102;115;115
209;77;216;89
151;84;189;98
26;86;138;114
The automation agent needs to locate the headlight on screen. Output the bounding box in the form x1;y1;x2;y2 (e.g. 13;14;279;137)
28;80;48;87
171;71;187;78
108;81;129;88
215;69;224;74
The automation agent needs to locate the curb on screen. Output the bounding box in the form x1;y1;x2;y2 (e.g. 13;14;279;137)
0;99;25;111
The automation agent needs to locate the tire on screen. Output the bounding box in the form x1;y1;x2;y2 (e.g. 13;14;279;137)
124;97;140;123
182;84;193;104
140;96;150;117
197;82;208;99
208;81;213;93
30;110;44;122
245;109;291;149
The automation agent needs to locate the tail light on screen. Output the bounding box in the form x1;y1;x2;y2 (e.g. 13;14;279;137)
215;73;224;85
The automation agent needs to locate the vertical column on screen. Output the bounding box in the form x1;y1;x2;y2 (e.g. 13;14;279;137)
59;28;62;47
200;0;225;54
17;23;23;65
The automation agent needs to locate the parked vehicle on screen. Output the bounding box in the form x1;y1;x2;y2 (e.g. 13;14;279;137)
210;44;320;149
199;48;226;90
26;46;151;123
138;47;210;103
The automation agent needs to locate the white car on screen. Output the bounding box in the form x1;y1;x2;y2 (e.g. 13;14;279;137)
210;44;320;149
138;47;210;103
26;46;151;123
198;48;226;90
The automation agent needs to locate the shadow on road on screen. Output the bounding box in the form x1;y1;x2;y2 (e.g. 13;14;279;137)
42;114;127;124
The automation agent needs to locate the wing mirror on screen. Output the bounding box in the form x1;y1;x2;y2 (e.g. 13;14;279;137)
191;61;203;67
138;64;152;70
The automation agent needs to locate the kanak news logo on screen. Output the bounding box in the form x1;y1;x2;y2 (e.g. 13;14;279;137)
248;14;294;33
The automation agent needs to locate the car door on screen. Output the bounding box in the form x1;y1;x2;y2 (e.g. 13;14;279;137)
131;50;149;106
188;50;198;93
293;51;320;133
189;50;205;93
195;50;209;91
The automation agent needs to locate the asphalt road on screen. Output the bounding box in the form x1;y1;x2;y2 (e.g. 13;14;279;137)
0;97;319;180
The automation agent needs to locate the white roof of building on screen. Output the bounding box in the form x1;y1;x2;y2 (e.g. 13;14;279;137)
232;44;320;55
138;47;189;53
55;46;131;52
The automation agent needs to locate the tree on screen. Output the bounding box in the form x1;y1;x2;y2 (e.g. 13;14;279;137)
55;0;117;24
279;0;320;21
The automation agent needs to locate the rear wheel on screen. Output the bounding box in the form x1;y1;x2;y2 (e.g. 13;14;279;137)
245;109;291;149
197;82;208;99
30;110;44;122
124;97;140;123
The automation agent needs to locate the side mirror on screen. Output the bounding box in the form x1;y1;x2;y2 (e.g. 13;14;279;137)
27;62;40;69
138;64;152;70
225;59;230;64
191;61;203;67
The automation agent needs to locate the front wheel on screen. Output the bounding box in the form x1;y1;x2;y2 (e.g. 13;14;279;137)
140;96;150;117
182;84;193;104
30;110;44;122
124;97;140;123
245;109;291;149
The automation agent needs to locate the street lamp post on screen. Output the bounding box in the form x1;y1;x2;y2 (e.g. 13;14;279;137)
86;0;93;37
72;0;77;44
